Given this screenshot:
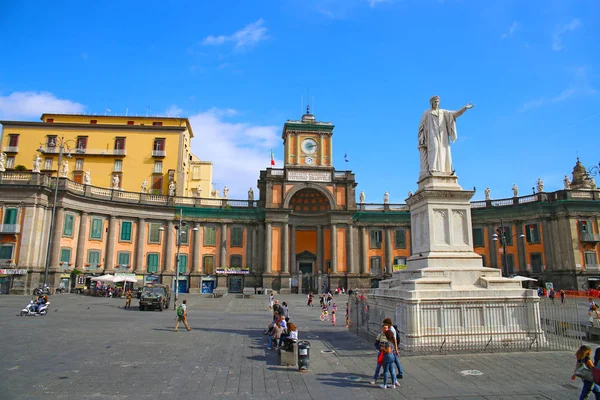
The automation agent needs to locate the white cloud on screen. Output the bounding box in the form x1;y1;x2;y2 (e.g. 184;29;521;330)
501;21;520;39
188;108;280;199
368;0;390;7
552;18;582;51
0;91;86;120
165;105;183;117
201;19;268;50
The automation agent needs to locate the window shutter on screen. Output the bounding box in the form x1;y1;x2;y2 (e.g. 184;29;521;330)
63;214;74;236
178;255;187;273
3;208;17;225
147;254;159;273
121;221;132;241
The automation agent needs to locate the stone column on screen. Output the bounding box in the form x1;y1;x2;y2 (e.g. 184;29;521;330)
258;224;265;275
264;222;272;273
319;135;324;165
192;222;201;273
317;226;323;274
347;224;355;273
385;227;393;274
104;216;117;272
49;207;64;270
296;134;301;165
251;225;258;273
330;224;338;273
135;218;146;273
164;221;174;273
290;225;297;274
360;226;368;275
75;212;88;270
220;223;228;268
328;134;333;166
282;223;289;274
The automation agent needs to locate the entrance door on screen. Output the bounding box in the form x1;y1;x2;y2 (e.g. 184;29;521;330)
201;280;215;294
177;279;188;294
229;277;243;293
299;263;313;293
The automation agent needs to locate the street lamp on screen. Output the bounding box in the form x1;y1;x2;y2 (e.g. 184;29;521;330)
39;137;75;289
159;209;198;310
492;218;525;277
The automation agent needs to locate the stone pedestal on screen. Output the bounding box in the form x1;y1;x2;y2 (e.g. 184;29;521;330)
363;173;543;352
189;274;202;294
279;274;292;294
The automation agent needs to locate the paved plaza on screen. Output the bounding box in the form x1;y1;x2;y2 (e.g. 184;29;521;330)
0;293;586;399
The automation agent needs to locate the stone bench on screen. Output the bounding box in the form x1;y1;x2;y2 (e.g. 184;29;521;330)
279;341;298;367
212;288;228;298
242;288;255;298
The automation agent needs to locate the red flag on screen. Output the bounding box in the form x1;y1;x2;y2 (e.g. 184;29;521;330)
270;150;275;166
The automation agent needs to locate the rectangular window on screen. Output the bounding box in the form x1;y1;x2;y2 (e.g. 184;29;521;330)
178;254;188;273
47;135;57;147
230;255;242;268
114;137;126;151
179;225;189;245
120;221;132;241
90;217;103;240
231;227;243;247
473;227;485;247
393;257;406;266
127;121;134;125
0;244;14;260
192;166;201;180
60;248;72;264
6;157;14;168
148;223;161;244
152;176;163;192
369;230;382;249
90;120;97;124
153;138;166;150
394;229;406;249
8;134;19;147
87;250;101;268
147;253;159;274
75;159;84;171
530;253;543;274
526;223;540;244
203;255;215;274
44;158;52;170
204;226;216;246
63;213;74;237
3;208;18;225
46;118;54;123
499;226;513;246
585;251;598;267
117;252;130;267
370;256;382;275
152;121;163;126
113;160;122;172
154;161;163;173
76;136;87;150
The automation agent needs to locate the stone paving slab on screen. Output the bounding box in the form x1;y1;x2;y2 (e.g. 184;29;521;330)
0;293;585;399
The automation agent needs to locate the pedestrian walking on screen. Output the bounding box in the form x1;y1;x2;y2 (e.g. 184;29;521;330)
331;303;337;326
174;299;192;332
345;302;350;328
269;294;274;310
125;289;132;309
571;345;600;399
560;289;566;304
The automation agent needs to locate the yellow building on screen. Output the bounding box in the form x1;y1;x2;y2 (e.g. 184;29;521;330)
0;114;213;196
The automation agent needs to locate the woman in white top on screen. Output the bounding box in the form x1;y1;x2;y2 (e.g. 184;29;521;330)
269;294;274;310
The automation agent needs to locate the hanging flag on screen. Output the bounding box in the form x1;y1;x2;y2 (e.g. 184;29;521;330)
344;153;349;163
270;149;275;166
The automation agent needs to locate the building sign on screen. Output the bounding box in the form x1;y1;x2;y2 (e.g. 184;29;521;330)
216;267;250;275
0;269;27;275
287;170;331;182
393;264;407;272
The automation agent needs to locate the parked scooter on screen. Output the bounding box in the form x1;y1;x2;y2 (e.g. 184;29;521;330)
33;284;53;296
20;300;50;316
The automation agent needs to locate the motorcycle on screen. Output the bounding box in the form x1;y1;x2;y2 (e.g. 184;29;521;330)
33;284;53;296
20;300;50;316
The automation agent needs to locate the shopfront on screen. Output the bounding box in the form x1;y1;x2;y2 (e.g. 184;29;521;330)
201;276;216;294
216;268;249;293
0;269;27;294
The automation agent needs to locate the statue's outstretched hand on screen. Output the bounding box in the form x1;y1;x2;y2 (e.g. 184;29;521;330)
465;103;474;109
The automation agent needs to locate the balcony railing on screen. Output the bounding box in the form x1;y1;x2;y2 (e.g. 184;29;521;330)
39;147;127;156
581;233;600;243
585;264;600;272
0;224;21;234
3;146;19;153
152;150;166;157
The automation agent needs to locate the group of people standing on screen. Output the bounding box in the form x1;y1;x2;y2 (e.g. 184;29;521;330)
265;297;298;350
372;318;403;389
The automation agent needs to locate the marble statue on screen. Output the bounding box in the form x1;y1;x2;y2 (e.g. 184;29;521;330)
418;96;474;178
141;179;148;193
59;160;69;177
32;155;42;173
484;187;491;200
248;187;254;201
408;190;413;197
196;185;202;197
112;174;120;189
0;152;5;172
563;174;571;189
383;191;390;204
168;180;176;196
359;191;365;204
83;170;91;185
512;184;519;197
223;186;229;199
536;178;544;193
212;189;220;198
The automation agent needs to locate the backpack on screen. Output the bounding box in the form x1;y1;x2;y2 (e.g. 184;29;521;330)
177;305;184;317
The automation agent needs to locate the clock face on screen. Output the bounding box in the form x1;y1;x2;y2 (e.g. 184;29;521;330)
301;138;318;155
305;157;314;165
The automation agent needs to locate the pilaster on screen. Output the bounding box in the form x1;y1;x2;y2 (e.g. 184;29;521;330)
220;223;228;268
75;212;88;270
164;221;174;273
330;223;337;273
135;218;146;274
104;216;117;272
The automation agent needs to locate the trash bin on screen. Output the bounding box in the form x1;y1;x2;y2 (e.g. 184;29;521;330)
298;340;310;371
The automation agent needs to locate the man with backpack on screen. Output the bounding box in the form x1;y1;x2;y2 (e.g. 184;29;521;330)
174;299;191;332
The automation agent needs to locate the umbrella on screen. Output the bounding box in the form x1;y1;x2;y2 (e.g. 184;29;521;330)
510;275;538;281
113;276;139;283
91;274;115;282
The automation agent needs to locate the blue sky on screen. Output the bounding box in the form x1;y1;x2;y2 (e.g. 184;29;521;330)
0;0;598;201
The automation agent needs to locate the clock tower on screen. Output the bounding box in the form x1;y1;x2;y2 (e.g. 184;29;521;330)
282;106;334;168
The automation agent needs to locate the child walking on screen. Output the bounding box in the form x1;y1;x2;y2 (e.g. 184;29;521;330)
331;303;337;326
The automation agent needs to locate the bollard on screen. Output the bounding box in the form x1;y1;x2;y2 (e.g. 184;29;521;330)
297;340;310;371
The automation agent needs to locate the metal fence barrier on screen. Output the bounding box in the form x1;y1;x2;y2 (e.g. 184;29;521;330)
349;295;583;356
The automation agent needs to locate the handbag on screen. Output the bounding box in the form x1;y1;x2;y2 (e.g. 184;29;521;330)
377;351;384;365
575;361;595;382
594;367;600;384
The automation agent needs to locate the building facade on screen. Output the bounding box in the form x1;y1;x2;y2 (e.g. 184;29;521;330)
0;111;599;295
0;114;214;197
